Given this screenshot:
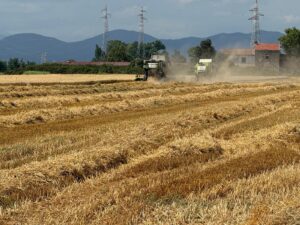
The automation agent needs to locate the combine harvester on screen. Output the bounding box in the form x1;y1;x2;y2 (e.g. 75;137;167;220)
136;54;168;81
136;55;214;82
194;59;214;80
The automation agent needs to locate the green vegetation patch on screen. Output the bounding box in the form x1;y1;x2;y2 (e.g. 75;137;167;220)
23;71;51;75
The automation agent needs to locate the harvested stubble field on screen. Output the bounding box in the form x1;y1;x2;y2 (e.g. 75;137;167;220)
0;75;300;225
0;74;136;84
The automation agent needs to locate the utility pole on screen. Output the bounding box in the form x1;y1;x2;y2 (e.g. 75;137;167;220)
249;0;264;47
101;5;111;53
138;7;146;59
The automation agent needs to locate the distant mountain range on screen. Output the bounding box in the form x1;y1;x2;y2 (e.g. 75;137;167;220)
0;29;283;63
0;35;8;40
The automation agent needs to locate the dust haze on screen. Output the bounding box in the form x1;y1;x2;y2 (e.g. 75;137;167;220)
167;57;291;84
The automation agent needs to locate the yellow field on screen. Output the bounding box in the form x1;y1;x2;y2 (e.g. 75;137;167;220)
0;74;136;84
0;76;299;225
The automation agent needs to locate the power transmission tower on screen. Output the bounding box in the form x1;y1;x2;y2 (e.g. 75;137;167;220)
249;0;264;47
40;52;47;64
138;7;147;58
101;5;111;53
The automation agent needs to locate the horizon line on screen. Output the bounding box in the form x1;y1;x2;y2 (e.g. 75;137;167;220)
0;29;283;43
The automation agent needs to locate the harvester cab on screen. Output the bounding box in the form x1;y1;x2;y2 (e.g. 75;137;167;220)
195;59;213;80
142;54;168;81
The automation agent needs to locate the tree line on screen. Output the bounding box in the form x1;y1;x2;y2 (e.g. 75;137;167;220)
93;40;190;64
0;58;35;73
93;40;167;62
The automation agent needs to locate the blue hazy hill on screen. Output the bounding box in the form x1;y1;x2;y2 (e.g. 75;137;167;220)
0;29;283;62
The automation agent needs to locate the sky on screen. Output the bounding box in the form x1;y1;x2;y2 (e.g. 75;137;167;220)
0;0;299;41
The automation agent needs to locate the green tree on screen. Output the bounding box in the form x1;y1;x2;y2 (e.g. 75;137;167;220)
171;50;187;63
106;40;129;62
188;39;216;63
26;61;36;66
200;39;216;58
6;58;31;71
126;42;139;61
19;59;26;68
0;61;7;72
93;44;105;61
188;46;202;63
143;40;166;59
152;40;166;52
279;27;300;56
8;58;21;71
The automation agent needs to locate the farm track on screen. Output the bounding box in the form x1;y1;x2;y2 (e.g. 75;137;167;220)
0;78;300;225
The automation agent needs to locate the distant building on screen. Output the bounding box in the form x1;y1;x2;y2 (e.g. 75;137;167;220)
220;43;281;71
255;43;280;72
220;48;255;67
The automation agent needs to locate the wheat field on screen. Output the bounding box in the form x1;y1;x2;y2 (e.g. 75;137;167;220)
0;74;136;84
0;75;299;225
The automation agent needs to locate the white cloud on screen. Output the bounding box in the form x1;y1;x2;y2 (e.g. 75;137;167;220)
177;0;196;4
283;15;300;23
0;2;40;13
